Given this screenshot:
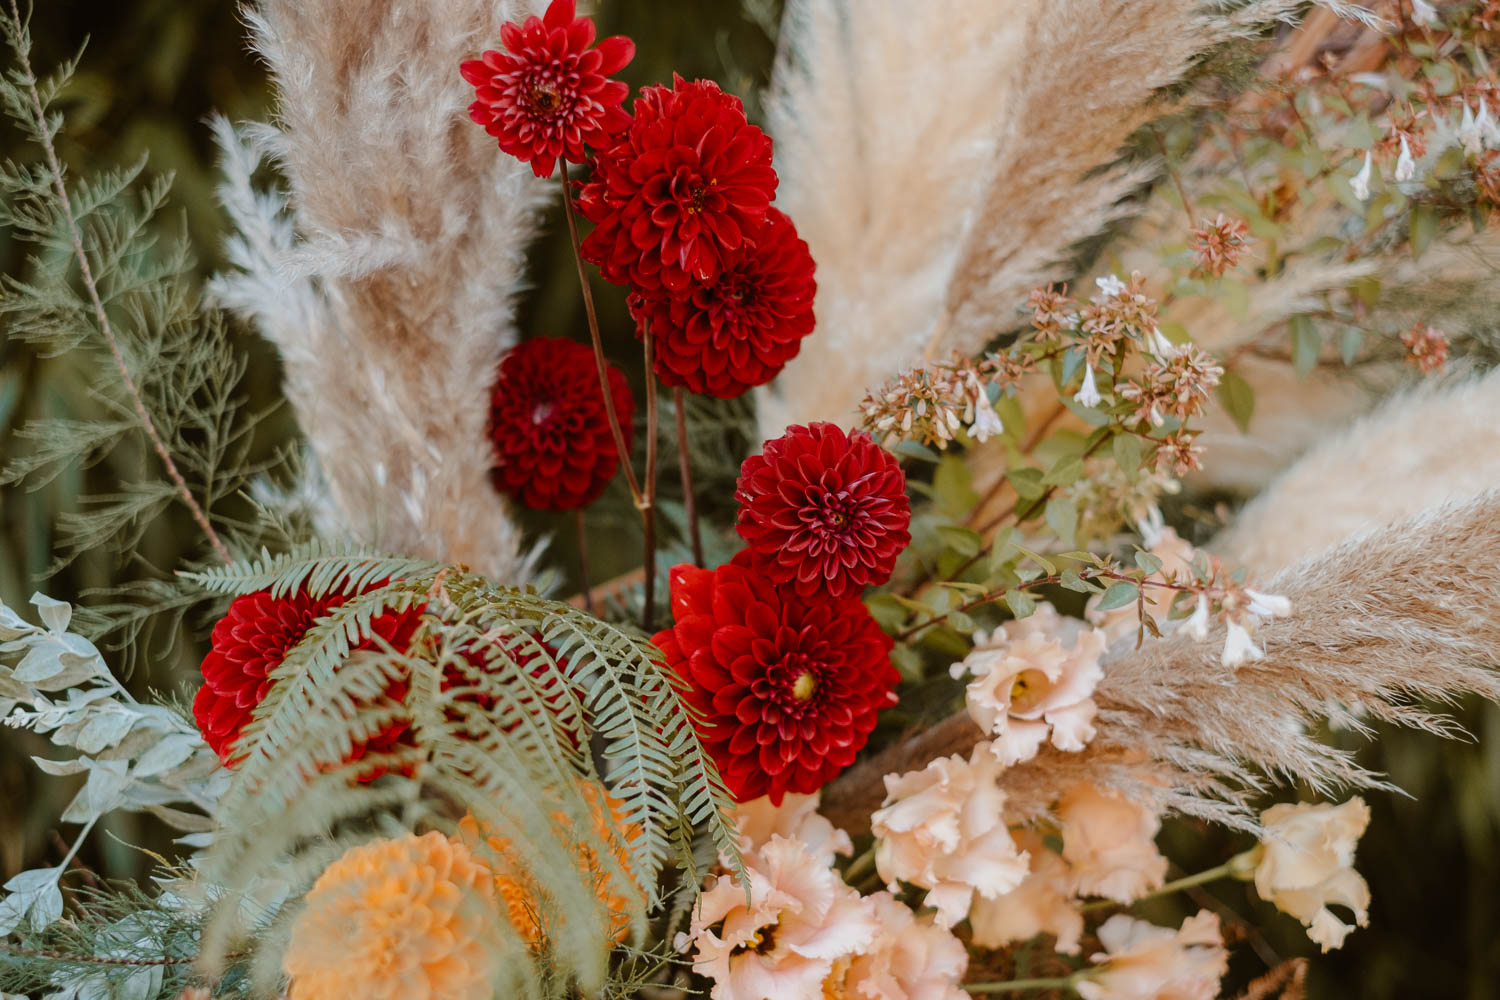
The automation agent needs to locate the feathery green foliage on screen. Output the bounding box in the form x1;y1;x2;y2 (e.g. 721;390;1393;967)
182;545;741;998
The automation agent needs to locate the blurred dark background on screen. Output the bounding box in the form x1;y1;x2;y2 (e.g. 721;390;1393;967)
2;2;1495;997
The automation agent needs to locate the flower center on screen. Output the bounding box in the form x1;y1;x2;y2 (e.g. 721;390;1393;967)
732;922;779;957
530;400;557;426
527;82;563;115
805;494;860;540
791;671;817;702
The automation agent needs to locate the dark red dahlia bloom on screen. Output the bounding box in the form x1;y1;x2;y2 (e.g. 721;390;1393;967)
626;208;816;399
652;555;898;804
460;0;635;178
489;337;634;511
578;76;777;294
192;589;421;770
736;422;912;599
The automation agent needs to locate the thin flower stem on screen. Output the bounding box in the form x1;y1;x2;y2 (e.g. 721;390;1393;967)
1081;861;1236;912
1154;126;1198;228
895;568;1192;643
575;509;594;614
674;387;703;565
965;976;1080;995
642;328;660;629
558;166;642;505
842;844;877;884
6;0;232;567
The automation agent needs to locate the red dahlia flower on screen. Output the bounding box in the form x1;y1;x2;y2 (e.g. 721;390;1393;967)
626;207;816;399
736;422;912;598
489;337;634;511
652;555;898;803
578;76;777;294
460;0;635;178
192;588;421;770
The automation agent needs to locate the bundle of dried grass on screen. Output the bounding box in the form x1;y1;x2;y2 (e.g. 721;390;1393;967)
213;0;549;579
823;491;1500;834
757;0;1372;438
1213;366;1500;575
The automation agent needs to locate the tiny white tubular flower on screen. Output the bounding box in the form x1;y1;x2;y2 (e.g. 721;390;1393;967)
1144;326;1176;362
1409;0;1439;25
1094;273;1127;299
969;401;1004;442
1459;102;1484;156
1394;134;1417;182
1245;588;1292;620
1480;102;1500;149
1074;363;1103;408
1221;621;1264;668
1183;594;1211;640
1254;798;1372;952
870;743;1030;928
1350;151;1374;201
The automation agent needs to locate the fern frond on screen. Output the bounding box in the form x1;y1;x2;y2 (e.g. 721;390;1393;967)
180;540;442;599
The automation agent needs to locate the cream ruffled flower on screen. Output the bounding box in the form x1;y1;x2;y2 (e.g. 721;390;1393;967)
821;892;969;1000
1254;797;1371;951
953;605;1106;766
1058;783;1167;903
870;743;1029;927
730;792;853;866
677;835;879;1000
968;830;1085;954
1076;911;1227;1000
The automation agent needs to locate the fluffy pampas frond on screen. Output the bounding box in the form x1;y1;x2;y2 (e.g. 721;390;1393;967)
822;491;1500;834
212;0;550;580
757;0;1368;437
1213;366;1500;576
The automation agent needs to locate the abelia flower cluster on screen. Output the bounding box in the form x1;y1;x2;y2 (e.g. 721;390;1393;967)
488;337;635;511
460;0;634;178
858;352;1028;449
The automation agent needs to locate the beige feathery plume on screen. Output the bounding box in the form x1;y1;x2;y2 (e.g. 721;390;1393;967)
757;0;1365;437
1212;366;1500;576
822;492;1500;834
212;0;549;580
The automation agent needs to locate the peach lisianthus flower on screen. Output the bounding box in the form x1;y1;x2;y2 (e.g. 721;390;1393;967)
1076;911;1227;1000
968;830;1085;954
821;892;968;1000
1254;797;1371;951
870;742;1029;927
676;835;879;1000
953;604;1106;766
283;832;500;1000
1057;783;1167;903
730;791;853;866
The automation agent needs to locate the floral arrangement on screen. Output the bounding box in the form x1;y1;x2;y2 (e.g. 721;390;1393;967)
4;1;1500;999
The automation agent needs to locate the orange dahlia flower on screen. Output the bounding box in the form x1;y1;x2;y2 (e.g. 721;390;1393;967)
283;832;499;1000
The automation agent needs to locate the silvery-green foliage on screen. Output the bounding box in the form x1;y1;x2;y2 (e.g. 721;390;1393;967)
0;593;224;937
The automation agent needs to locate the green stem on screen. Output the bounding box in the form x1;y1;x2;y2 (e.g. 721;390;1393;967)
842;845;877;885
965;976;1079;995
1081;860;1236;912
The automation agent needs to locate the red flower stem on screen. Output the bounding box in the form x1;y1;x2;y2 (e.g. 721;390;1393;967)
641;326;660;628
674;387;703;565
7;0;233;568
558;166;642;505
575;509;594;614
